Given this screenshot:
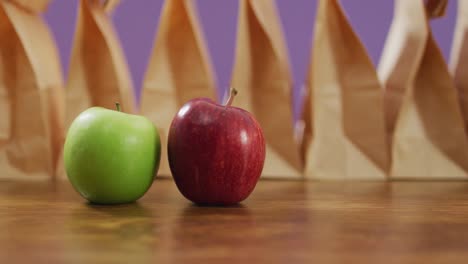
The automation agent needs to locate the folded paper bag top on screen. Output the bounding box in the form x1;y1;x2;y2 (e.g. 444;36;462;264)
0;0;65;179
6;0;50;13
300;0;389;180
65;0;135;129
378;0;468;179
426;0;449;18
230;0;302;179
140;0;217;177
378;0;448;138
102;0;120;13
450;0;468;134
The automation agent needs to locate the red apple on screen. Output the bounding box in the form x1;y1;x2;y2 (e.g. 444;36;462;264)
168;88;265;205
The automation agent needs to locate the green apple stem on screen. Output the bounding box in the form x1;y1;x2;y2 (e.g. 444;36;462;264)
115;102;121;112
225;88;238;107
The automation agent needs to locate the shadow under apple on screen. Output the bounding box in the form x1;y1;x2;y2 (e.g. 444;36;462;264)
61;202;156;263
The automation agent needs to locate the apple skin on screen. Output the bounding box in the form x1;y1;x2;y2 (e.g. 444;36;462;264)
168;98;266;205
64;107;161;204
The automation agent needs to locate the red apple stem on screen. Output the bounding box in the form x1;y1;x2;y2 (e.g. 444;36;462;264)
224;88;238;107
115;102;121;112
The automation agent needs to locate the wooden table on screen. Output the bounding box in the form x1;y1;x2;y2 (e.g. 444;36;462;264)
1;179;468;263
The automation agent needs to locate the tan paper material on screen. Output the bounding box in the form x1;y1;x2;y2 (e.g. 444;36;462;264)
103;0;120;13
230;0;302;179
0;0;65;180
379;0;468;179
7;0;50;13
65;0;135;128
300;0;389;180
140;0;217;177
426;0;449;18
451;0;468;134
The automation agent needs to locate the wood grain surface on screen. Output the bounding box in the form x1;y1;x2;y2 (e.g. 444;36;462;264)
1;179;468;263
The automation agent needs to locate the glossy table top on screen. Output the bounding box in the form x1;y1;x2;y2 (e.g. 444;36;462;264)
1;179;468;263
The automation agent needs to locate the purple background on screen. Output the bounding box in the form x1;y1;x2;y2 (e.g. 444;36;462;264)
44;0;457;118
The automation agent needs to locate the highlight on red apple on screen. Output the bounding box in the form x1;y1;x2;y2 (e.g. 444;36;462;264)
168;88;266;206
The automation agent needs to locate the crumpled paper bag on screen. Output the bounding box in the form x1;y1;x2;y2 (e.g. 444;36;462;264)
66;0;135;127
140;0;217;177
378;0;468;179
300;0;389;180
231;0;302;179
451;0;468;134
0;0;65;180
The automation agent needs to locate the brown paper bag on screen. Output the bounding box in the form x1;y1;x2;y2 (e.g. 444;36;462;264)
300;0;389;180
140;0;217;177
66;0;135;128
451;0;468;134
0;0;65;180
378;0;468;179
230;0;302;179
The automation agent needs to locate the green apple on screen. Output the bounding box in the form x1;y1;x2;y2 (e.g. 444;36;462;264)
64;104;161;204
